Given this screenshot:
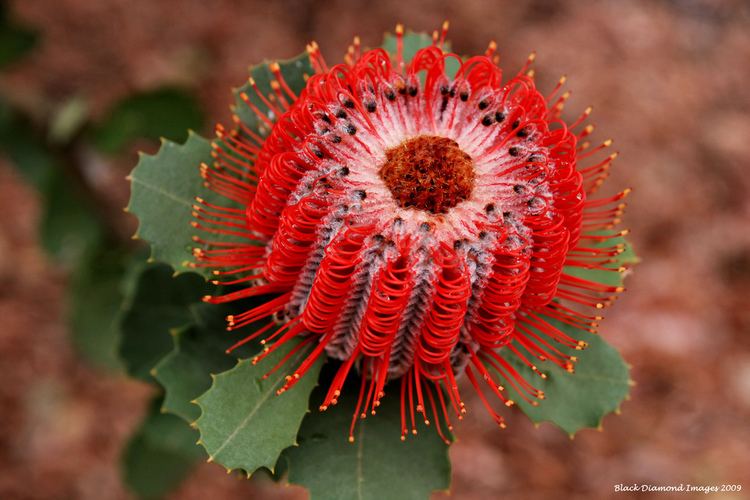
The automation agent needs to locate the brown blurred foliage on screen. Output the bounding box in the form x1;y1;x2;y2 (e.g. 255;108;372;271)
1;0;749;498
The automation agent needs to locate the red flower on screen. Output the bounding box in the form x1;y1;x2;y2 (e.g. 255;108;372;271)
193;24;629;443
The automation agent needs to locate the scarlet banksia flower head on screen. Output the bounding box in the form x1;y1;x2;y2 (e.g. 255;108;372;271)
193;23;630;443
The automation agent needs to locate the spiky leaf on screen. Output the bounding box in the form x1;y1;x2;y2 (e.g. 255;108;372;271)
499;328;630;436
118;263;209;381
153;304;266;423
195;339;323;474
128;133;228;276
285;377;451;500
153;324;237;423
122;397;204;499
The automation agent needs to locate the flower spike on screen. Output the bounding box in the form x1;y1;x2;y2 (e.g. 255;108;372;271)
194;25;632;439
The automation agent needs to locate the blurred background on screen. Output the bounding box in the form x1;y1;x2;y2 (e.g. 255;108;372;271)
1;0;749;498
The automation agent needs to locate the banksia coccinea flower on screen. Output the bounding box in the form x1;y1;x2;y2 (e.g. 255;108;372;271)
193;23;630;443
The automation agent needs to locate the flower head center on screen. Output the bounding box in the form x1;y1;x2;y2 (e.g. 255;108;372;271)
379;135;475;214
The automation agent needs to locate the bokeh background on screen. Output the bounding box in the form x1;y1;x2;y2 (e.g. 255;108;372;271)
1;0;749;498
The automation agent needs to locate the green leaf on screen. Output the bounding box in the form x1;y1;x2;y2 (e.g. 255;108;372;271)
285;375;451;500
68;243;130;371
232;53;312;134
195;338;323;474
153;323;236;423
127;132;241;277
499;329;630;436
153;302;266;422
122;397;204;499
0;3;38;68
92;88;203;154
118;263;209;381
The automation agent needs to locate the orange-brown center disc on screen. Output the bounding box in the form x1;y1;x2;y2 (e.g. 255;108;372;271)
379;135;475;214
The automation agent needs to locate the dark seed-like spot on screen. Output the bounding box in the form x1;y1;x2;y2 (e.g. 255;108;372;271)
355;190;367;199
481;115;494;126
440;85;450;95
517;127;529;138
331;135;342;143
386;89;396;101
336;109;347;119
321;114;331;124
345;124;357;135
479;231;488;240
420;222;431;232
459;91;469;101
408;86;418;97
366;101;377;112
509;147;520;156
495;111;506;122
478;100;489;110
512;119;521;129
453;239;463;250
485;203;495;213
340;166;350;176
503;211;511;218
343;99;355;108
513;184;524;194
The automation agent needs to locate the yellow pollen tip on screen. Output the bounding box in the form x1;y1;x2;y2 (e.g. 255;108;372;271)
603;139;613;147
348;436;355;443
395;24;404;35
505;400;515;407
